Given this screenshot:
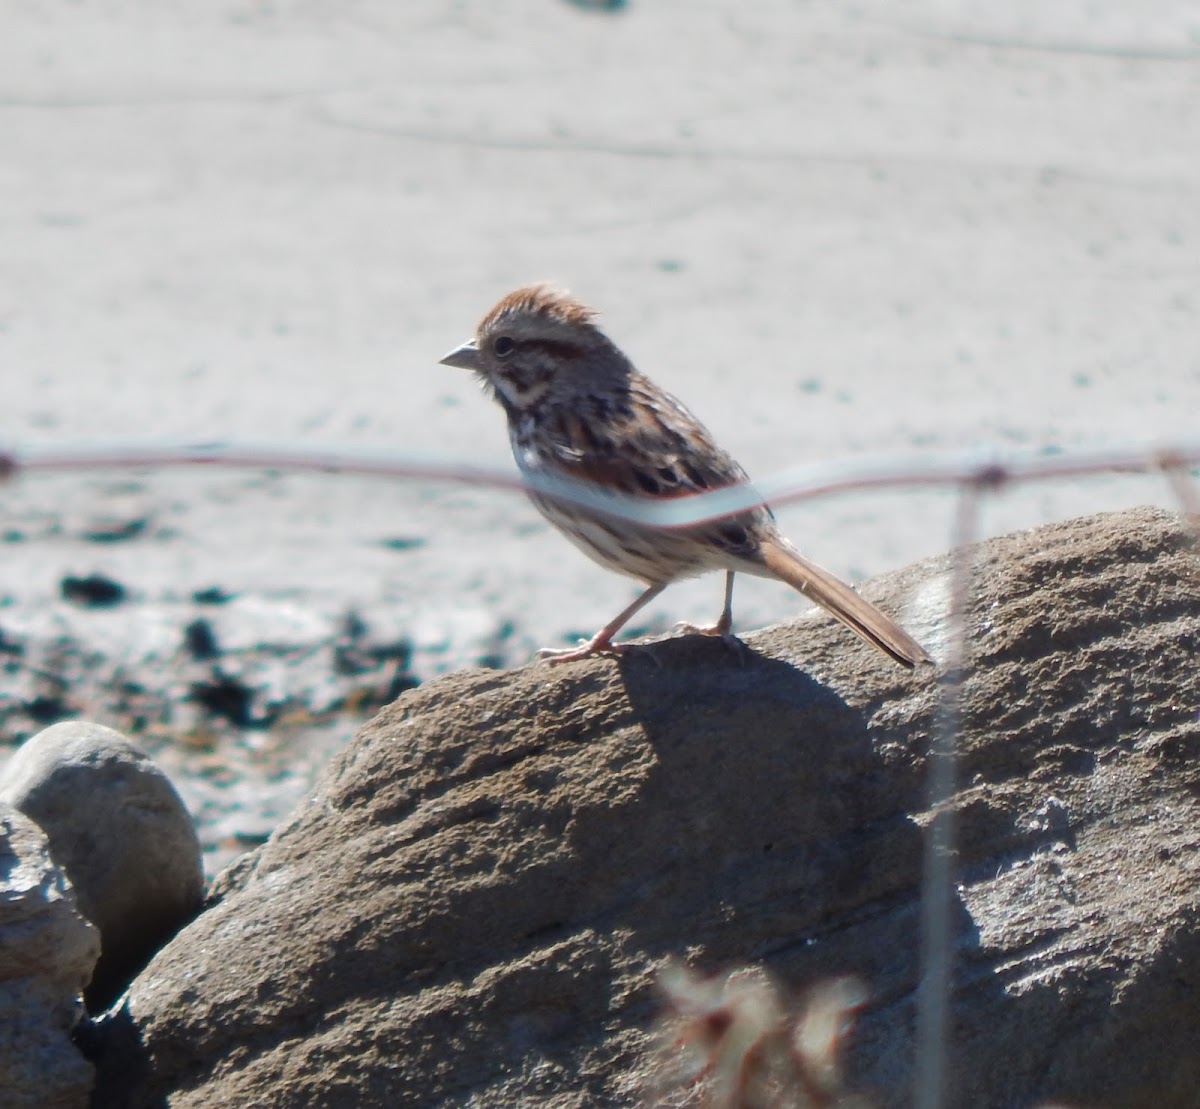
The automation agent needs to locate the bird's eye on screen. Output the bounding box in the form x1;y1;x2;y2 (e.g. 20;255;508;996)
493;336;515;358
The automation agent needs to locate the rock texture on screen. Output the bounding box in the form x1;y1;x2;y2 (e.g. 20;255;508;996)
0;721;205;1010
0;803;100;1108
92;507;1200;1107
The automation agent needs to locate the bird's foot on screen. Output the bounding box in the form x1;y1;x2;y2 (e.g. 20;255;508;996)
672;619;727;638
537;632;667;668
536;632;622;665
671;620;748;663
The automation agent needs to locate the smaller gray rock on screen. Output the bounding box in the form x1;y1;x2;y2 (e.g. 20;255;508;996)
0;802;99;1108
0;722;204;1010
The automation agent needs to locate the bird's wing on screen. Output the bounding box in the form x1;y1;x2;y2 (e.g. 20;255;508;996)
534;378;772;558
545;378;751;494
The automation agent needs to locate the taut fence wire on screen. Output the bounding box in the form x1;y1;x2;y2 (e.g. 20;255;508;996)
3;437;1199;1109
5;439;1200;525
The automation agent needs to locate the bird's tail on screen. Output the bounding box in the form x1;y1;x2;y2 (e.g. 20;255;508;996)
759;540;932;669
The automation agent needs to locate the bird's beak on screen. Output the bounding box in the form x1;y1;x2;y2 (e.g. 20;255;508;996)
439;339;482;371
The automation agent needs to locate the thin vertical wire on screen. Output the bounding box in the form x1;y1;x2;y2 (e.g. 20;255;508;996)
1160;455;1200;538
913;475;988;1109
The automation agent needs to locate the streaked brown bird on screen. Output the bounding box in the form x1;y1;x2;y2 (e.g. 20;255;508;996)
440;284;931;668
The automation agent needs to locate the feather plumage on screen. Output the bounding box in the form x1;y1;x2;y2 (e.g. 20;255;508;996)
441;284;932;668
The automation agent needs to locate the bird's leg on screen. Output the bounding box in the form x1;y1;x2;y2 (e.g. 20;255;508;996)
538;582;668;664
672;572;745;656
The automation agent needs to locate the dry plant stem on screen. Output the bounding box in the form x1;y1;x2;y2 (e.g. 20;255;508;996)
649;963;864;1108
913;481;983;1109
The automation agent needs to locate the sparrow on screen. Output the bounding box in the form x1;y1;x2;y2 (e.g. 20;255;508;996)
441;284;931;668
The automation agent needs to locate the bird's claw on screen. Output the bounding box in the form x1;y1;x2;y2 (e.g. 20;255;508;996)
536;635;670;669
672;621;748;664
671;620;725;638
536;635;622;665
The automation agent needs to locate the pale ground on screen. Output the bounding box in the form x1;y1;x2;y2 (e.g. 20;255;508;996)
1;3;1197;693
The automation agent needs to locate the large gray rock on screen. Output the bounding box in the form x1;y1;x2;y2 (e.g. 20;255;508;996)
0;803;99;1108
92;507;1200;1106
0;721;204;1010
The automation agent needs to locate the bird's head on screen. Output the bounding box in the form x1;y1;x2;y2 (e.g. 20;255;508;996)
439;284;628;414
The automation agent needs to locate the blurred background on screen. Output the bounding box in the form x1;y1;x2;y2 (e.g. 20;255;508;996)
2;0;1197;868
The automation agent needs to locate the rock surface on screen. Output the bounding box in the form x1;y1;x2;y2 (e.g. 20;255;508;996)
0;722;205;1010
0;803;99;1109
92;507;1200;1107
